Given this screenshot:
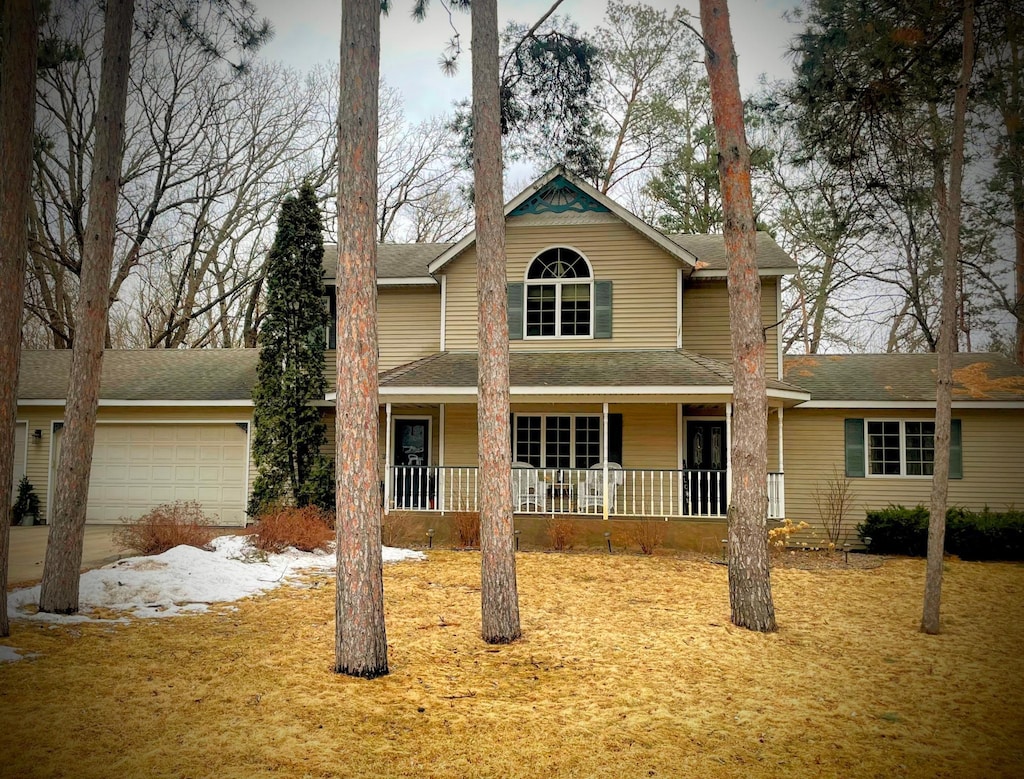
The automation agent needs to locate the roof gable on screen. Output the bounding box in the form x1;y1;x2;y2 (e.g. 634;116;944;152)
426;165;700;274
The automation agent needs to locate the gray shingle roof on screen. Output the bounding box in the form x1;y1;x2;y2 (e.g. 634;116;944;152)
669;232;798;272
322;243;451;281
320;233;795;281
18;349;258;401
380;350;804;393
783;352;1024;402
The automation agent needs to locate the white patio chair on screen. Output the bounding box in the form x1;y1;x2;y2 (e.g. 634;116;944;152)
576;462;624;512
511;461;547;512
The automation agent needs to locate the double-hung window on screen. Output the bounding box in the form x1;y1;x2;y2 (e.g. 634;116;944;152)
513;414;601;469
867;420;935;476
525;248;593;338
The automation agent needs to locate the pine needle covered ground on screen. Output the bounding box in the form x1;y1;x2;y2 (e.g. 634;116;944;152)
2;550;1022;778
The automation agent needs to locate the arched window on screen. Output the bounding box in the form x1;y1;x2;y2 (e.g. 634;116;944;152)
525;247;593;338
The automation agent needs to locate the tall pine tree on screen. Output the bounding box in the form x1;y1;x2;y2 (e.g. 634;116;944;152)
249;181;331;515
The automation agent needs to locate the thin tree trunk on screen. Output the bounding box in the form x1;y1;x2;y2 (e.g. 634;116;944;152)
39;0;134;615
473;0;521;645
699;0;776;632
0;0;41;637
922;0;974;636
335;0;388;677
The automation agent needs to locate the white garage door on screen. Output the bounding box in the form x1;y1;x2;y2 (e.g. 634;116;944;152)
11;422;27;502
53;423;248;526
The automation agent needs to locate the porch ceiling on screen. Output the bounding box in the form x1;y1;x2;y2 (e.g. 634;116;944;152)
374;350;809;405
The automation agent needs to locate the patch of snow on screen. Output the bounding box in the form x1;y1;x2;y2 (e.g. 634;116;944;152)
6;536;425;630
0;645;24;663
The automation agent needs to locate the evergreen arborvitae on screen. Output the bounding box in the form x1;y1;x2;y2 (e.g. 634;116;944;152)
249;182;331;516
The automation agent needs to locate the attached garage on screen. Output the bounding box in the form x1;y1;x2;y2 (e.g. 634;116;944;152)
52;422;249;526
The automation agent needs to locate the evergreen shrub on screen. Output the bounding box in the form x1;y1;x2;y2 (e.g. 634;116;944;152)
12;476;41;525
858;505;1024;560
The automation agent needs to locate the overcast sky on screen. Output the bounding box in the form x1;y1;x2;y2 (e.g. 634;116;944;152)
252;0;802;123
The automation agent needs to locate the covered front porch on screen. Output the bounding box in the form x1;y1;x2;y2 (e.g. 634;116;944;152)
369;350;809;522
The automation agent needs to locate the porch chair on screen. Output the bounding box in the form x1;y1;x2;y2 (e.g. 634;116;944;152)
577;462;624;513
511;461;547;512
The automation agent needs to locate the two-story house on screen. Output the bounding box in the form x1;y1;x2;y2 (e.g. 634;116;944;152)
13;167;1024;544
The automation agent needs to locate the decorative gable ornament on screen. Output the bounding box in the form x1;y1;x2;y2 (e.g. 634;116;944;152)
510;175;610;217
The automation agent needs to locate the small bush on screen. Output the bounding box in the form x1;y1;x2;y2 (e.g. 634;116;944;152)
11;476;41;526
626;518;666;555
113;501;215;556
250;505;334;554
381;511;415;547
858;505;1024;561
768;518;812;553
545;517;579;551
451;512;480;549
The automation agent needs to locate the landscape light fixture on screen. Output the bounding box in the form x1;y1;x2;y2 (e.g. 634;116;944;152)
844;542;851;566
721;538;728;561
426;528;435;548
514;529;521;551
604;531;612;554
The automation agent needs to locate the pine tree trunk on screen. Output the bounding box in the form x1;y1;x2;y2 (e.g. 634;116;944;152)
39;0;134;615
0;0;41;637
922;0;974;636
699;0;776;632
472;0;521;645
334;0;388;678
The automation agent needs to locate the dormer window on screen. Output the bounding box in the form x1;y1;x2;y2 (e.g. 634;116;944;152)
525;247;593;338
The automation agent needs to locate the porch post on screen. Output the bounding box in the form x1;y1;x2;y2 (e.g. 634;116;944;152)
439;403;446;514
777;405;785;518
602;402;609;521
725;401;733;513
383;402;392;515
439;403;446;466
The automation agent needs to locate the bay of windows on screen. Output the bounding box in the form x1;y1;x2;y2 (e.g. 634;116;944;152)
513;414;602;469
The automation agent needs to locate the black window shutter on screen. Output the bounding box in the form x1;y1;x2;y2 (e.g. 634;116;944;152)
595;280;613;339
844;418;865;477
507;282;524;340
325;292;337;349
608;413;623;465
949;418;963;479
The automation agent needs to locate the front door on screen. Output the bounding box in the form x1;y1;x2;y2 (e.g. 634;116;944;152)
393;418;431;508
685;420;726;515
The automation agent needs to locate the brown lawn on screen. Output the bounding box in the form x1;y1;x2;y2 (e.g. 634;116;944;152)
1;550;1023;778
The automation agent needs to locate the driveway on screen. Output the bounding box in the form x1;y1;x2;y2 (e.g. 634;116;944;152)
6;525;126;587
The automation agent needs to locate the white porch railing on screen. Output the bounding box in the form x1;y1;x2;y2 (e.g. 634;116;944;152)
387;465;785;519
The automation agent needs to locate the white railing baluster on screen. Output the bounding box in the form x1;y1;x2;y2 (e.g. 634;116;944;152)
381;465;780;519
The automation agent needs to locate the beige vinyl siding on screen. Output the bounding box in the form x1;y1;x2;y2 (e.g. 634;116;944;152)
682;278;780;378
616;404;679;468
15;405;254;523
442;221;681;351
378;287;441;369
782;408;1024;541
